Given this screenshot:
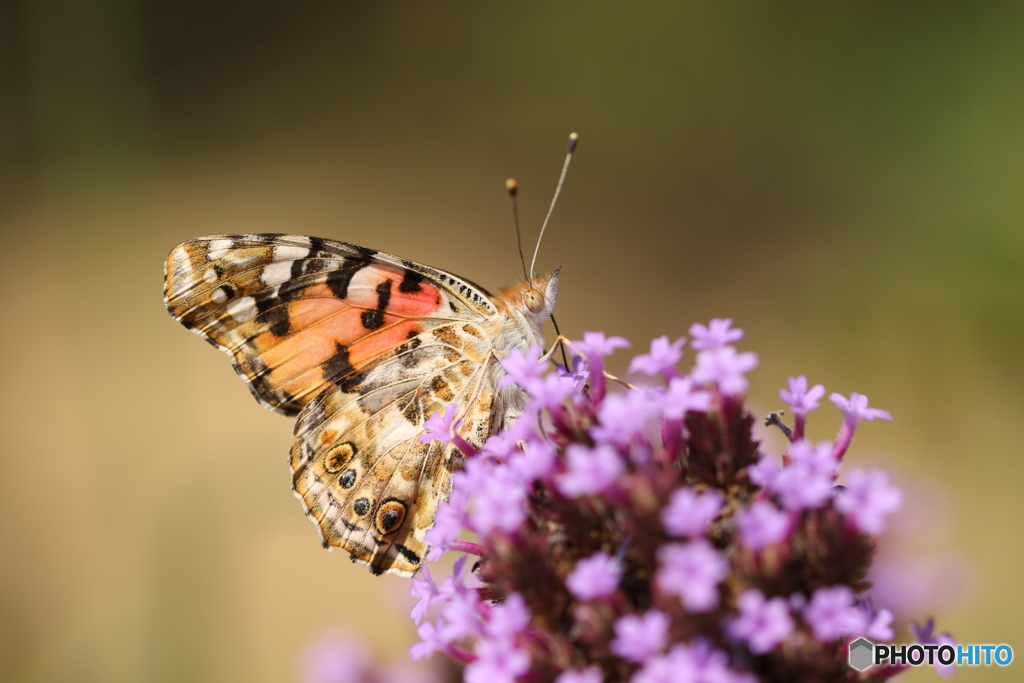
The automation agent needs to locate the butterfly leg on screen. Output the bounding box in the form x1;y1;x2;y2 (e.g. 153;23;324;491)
539;334;571;364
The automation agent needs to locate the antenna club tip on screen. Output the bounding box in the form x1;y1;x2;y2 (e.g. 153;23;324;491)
505;178;518;195
567;132;579;152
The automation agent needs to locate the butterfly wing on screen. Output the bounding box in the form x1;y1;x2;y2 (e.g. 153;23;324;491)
164;234;504;575
289;324;496;575
164;234;498;415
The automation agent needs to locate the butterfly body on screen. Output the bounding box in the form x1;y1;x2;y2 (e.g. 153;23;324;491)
164;234;557;575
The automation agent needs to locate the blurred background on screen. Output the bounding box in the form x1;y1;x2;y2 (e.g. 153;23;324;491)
1;2;1021;682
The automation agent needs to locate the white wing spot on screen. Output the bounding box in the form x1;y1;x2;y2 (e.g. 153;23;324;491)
346;267;384;307
274;244;310;261
208;239;232;261
227;296;257;322
211;289;227;304
261;260;293;286
203;267;217;283
171;245;194;279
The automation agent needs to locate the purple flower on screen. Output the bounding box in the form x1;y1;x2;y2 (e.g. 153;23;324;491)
780;375;826;440
862;605;894;642
735;500;791;550
912;618;957;679
747;455;780;488
689;318;743;351
469;465;527;533
465;635;530;683
557;444;625;497
419;403;478;457
557;355;590;390
629;335;686;380
565;551;622;600
499;345;545;387
419;403;460;444
686;640;755;683
631;645;699;683
780;376;826;415
410;565;441;624
424;486;470;561
302;630;373;683
409;621;442;661
526;372;578;411
831;391;893;425
610;610;669;663
661;487;723;537
691;347;758;396
485;593;531;638
438;555;469;596
572;332;630;402
835;469;902;535
438;586;484;642
407;326;935;682
590;391;658;447
484;408;541;459
772;440;837;511
659;376;712;420
656;540;728;612
555;667;603;683
508;440;557;483
803;586;864;641
728;590;794;654
830;392;892;460
576;331;632;358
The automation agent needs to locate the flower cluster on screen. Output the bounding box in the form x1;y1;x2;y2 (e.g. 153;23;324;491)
410;319;948;682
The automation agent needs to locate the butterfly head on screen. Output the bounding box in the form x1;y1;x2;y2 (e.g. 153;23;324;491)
525;267;559;320
498;267;559;347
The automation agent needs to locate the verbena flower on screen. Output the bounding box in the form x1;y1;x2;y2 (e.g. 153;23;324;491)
728;590;795;654
610;611;670;663
629;335;686;381
566;552;622;600
779;375;825;440
660;487;723;537
656;540;729;612
304;629;441;683
410;321;948;682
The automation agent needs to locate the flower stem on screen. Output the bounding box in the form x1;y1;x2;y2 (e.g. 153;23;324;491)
450;540;486;557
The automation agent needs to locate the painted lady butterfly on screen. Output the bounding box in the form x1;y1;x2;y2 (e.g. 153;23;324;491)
164;233;558;576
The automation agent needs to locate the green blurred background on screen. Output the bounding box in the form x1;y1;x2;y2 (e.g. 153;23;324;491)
1;2;1021;681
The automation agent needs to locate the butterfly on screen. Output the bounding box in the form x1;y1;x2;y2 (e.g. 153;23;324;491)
163;233;558;575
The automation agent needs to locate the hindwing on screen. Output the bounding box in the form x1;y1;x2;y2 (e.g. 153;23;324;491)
289;322;496;575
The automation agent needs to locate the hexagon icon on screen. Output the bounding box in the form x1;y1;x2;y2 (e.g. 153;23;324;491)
848;637;874;672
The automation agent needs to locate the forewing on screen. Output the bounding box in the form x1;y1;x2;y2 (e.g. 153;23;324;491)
289;322;497;576
163;234;498;416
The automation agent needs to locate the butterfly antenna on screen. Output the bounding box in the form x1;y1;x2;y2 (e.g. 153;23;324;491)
529;132;578;279
506;178;530;281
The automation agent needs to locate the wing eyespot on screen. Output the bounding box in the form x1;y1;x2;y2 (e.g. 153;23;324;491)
353;498;371;516
324;441;357;473
375;499;408;535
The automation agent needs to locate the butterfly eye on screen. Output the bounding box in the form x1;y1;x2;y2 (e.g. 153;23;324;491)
523;288;545;314
375;499;407;535
324;442;357;473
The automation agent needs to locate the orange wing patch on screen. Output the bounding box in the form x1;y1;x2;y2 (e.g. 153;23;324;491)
165;236;447;415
